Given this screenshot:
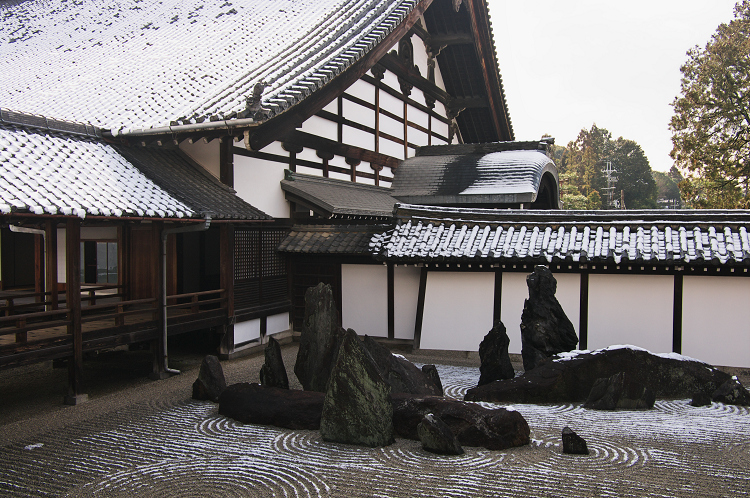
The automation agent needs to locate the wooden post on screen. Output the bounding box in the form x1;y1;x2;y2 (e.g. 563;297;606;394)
45;221;58;310
219;137;234;188
218;224;235;358
150;221;168;380
579;271;589;350
64;217;87;405
413;267;428;350
673;273;683;354
493;270;502;323
34;233;43;300
387;263;394;340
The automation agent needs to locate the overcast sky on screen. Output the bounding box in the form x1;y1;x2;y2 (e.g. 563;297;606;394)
487;0;739;172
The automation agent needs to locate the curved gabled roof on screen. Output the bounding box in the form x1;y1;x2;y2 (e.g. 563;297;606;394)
0;0;419;135
391;142;558;206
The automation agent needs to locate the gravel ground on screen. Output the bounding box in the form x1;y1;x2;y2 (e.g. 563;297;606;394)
1;342;749;497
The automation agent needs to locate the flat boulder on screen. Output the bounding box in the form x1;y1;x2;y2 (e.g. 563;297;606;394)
392;393;530;451
192;355;227;402
418;413;464;455
361;335;442;396
259;336;289;389
294;282;345;392
478;320;515;385
583;371;655;410
320;329;395;447
465;346;732;404
218;383;324;430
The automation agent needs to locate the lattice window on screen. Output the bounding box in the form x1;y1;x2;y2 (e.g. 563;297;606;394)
234;228;260;281
234;228;289;311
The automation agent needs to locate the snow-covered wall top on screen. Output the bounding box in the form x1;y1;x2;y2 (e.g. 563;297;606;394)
0;0;418;135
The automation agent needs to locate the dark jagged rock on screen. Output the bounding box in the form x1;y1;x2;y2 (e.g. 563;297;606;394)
421;365;443;395
361;335;442;396
690;391;712;407
320;329;394;447
392;393;530;451
520;266;578;371
465;346;733;404
583;371;655;410
192;355;227;402
218;383;324;430
417;413;464;455
478;320;515;386
712;377;750;406
259;337;289;389
294;283;345;392
562;426;589;455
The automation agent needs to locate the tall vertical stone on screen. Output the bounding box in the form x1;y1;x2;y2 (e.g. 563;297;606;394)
294;283;345;392
320;329;394;447
520;266;578;371
259;336;289;389
478;320;515;385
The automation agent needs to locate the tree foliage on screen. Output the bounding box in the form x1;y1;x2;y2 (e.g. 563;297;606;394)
556;124;656;209
670;1;750;208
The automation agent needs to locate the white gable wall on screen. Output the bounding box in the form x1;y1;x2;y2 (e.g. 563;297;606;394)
179;139;221;179
234;141;289;218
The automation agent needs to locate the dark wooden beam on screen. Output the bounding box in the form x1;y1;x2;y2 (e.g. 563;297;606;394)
281;130;400;170
245;0;434;151
429;33;475;47
387;263;395;340
579;271;589;350
45;221;58;310
493;270;502;323
220;137;234;188
64;217;86;405
150;221;168;380
672;274;683;354
413;267;428;350
378;51;452;108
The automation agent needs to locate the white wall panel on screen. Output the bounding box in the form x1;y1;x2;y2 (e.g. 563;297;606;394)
179;139;220;179
347;79;375;101
296;147;320;164
379;137;405;160
301;115;338;141
380;113;403;139
409;128;429;148
235;318;260;345
409;107;429;128
412;33;428;76
233;155;288;218
683;276;750;368
500;272;527;354
420;272;494;351
379;86;404;116
343;125;375;151
267;312;290;336
555;273;581;337
394;265;420;340
588;274;673;353
343;98;375;128
341;264;388;337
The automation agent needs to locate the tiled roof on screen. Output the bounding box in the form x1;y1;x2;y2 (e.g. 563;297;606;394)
280;171;396;219
115;146;271;221
369;204;750;265
279;225;388;255
390;144;557;206
0;0;419;135
0;123;193;218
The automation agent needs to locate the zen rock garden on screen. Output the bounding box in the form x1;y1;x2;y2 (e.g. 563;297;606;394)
194;268;750;457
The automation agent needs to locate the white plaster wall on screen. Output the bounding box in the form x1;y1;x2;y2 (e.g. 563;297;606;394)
410;107;429;129
347;79;375;102
179;139;220;179
233;153;289;218
412;33;429;77
343;126;375;151
682;276;750;368
81;227;117;240
409;128;429;148
555;273;581;337
296;147;320;165
379;137;405;160
500;272;527;354
394;265;420;340
420;272;494;351
341;264;388;337
234;318;260;345
587;274;673;353
379;85;404;116
343;97;375;129
267;312;290;336
301;115;338;142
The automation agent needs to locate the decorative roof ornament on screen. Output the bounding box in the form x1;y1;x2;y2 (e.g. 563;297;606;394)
243;81;268;120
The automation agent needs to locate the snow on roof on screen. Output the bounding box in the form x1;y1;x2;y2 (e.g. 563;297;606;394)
0;123;193;218
391;148;556;206
370;204;750;265
0;0;418;135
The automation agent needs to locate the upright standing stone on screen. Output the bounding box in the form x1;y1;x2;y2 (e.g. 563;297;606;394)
294;282;345;392
520;266;578;371
259;336;289;389
192;355;227;402
320;329;394;447
478;320;515;385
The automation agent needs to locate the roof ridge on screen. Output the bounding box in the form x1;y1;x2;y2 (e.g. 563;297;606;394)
0;108;103;139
